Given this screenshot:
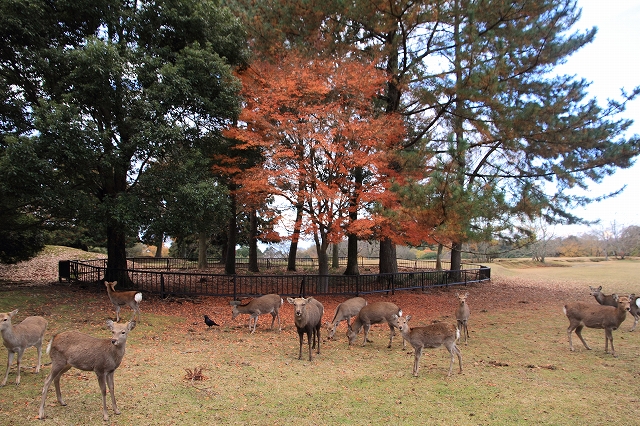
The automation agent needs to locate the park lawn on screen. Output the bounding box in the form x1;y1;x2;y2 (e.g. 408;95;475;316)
0;257;639;425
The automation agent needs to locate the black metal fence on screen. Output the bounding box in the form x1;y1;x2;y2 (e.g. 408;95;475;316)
60;257;490;300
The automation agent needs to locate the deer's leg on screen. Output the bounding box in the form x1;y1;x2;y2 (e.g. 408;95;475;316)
605;328;616;356
307;329;313;361
53;365;72;405
96;372;110;421
14;348;25;385
270;312;276;330
1;351;14;386
631;315;638;332
106;371;120;415
387;324;394;348
115;305;121;322
574;325;591;350
38;372;54;419
413;347;422;377
362;324;371;346
297;330;304;360
35;341;43;373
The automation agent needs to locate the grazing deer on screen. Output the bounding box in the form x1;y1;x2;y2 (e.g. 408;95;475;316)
563;295;631;357
38;320;136;421
0;309;47;386
455;292;470;345
392;315;462;377
230;294;283;334
325;297;367;340
105;281;142;322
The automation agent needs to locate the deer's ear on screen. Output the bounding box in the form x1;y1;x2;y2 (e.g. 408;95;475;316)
9;309;18;318
105;320;115;329
128;321;136;331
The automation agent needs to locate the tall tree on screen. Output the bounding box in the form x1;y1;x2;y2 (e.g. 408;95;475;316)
0;0;248;278
234;0;640;273
224;51;404;285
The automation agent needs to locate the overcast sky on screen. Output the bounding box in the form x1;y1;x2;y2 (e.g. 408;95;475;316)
556;0;640;235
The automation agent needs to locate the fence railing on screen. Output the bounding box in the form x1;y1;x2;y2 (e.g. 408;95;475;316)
125;256;484;271
60;257;490;299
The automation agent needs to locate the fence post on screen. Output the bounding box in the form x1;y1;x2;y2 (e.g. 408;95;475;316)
160;273;166;299
232;275;237;301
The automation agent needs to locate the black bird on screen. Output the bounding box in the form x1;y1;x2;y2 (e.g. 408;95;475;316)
204;315;220;328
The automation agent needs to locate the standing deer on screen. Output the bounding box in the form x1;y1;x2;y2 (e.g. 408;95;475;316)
629;294;640;332
105;281;142;322
325;297;367;340
287;296;324;361
455;292;470;345
38;320;136;421
230;294;283;334
346;302;405;349
589;286;618;307
0;309;47;386
392;314;462;377
563;295;631;357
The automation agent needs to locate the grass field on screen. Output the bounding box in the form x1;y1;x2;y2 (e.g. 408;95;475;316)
0;257;639;425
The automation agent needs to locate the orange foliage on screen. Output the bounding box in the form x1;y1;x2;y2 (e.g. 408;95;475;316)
220;51;406;246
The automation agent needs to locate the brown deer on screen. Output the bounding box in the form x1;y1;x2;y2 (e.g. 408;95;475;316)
0;309;47;386
105;281;142;322
230;294;283;334
287;297;324;361
325;297;367;340
392;315;462;377
38;320;136;420
563;295;631;357
347;302;405;349
455;292;470;344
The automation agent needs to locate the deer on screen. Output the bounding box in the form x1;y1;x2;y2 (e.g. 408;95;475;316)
0;309;47;386
230;294;283;334
287;296;324;361
563;295;631;357
105;281;142;322
392;314;462;377
38;320;136;421
589;285;618;307
629;294;640;332
325;296;367;340
346;302;405;349
455;292;470;345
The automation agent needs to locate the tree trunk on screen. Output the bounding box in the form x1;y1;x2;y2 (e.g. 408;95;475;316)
379;237;397;274
105;225;129;286
331;243;339;269
248;208;259;273
198;232;208;269
287;201;304;271
344;233;359;275
450;241;462;281
154;233;163;258
314;232;330;293
436;243;443;270
344;168;361;275
225;194;237;275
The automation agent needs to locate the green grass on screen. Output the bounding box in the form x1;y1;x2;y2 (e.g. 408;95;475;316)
1;259;639;424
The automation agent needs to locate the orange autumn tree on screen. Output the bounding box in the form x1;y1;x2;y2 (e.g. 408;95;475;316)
224;52;404;286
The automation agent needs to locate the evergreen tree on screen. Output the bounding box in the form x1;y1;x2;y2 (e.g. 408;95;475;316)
0;0;249;279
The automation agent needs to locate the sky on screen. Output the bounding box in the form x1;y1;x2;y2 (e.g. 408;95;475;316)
556;0;640;236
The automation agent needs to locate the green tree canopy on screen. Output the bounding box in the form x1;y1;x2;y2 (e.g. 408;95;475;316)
0;0;248;276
